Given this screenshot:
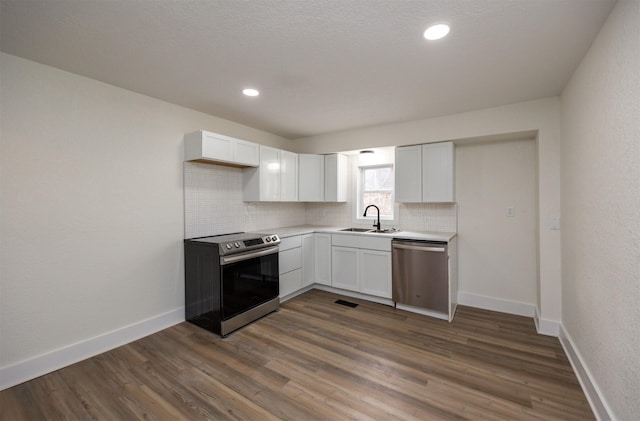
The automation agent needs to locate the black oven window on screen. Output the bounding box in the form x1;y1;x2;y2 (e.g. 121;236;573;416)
221;252;279;320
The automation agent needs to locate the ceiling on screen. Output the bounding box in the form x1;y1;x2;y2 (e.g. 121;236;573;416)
0;0;615;139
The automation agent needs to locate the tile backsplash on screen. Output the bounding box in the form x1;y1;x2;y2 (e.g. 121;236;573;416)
184;161;457;238
184;162;306;238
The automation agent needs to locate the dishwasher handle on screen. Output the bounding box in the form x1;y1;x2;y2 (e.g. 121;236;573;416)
392;242;446;253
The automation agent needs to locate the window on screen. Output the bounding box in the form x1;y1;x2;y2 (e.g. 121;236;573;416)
358;164;394;219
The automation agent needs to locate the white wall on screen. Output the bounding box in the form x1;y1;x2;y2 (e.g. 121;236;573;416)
560;1;640;419
0;53;293;389
294;98;562;330
456;139;538;314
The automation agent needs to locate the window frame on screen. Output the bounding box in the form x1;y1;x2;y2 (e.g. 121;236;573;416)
354;163;398;225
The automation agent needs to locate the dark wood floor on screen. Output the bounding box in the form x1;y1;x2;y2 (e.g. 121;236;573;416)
1;290;593;420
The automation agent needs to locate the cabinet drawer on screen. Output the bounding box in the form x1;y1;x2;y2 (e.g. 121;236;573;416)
331;234;391;251
280;268;303;297
279;247;302;274
279;235;302;251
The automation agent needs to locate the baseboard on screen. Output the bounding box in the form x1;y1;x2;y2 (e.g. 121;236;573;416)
533;307;561;336
457;291;536;318
0;307;185;391
559;324;615;421
280;285;315;302
395;303;449;321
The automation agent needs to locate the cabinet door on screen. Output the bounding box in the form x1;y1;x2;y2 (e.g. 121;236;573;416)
280;150;299;202
234;139;259;166
302;234;315;287
202;132;234;162
422;142;455;202
331;246;359;292
280;268;303;298
260;146;281;201
314;234;332;285
359;249;392;298
395;145;422;202
298;154;325;201
324;154;348;202
279;247;302;275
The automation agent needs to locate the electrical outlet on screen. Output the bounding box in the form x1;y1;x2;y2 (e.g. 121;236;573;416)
506;206;515;217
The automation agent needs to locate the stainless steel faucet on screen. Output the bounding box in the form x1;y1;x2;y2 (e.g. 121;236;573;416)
363;205;381;231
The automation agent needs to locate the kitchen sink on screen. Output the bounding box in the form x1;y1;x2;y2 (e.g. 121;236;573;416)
371;229;401;234
339;227;402;234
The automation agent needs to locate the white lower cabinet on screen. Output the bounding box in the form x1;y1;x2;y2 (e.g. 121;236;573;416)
331;246;359;291
279;233;321;298
302;234;315;287
314;233;332;286
330;234;392;299
279;236;303;298
279;232;392;299
280;269;303;297
360;249;392;298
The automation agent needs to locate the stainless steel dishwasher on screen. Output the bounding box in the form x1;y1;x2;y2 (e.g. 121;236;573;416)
392;239;449;314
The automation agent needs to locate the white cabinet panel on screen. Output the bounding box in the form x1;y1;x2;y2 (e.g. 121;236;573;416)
201;132;233;162
234;139;260;167
395;145;422;202
279;235;302;251
360;249;392;298
395;142;455;203
331;234;391;299
280;268;303;298
279;247;302;275
302;234;315;287
331;234;391;251
324;154;348;202
244;146;298;202
314;233;332;286
280;150;299;202
184;130;259;166
422;142;455;202
259;146;281;201
331;246;359;292
299;154;325;201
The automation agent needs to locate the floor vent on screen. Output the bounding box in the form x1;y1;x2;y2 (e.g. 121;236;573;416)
334;299;358;308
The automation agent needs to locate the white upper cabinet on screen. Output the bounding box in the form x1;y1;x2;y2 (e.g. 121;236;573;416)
184;130;259;167
244;146;299;202
298;154;325;202
395;141;455;203
280;150;299;202
422;142;455;202
395;145;422;202
324;153;348;202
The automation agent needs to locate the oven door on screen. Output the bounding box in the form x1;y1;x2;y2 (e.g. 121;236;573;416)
219;246;279;321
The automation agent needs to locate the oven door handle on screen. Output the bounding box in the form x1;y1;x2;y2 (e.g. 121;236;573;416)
220;246;279;266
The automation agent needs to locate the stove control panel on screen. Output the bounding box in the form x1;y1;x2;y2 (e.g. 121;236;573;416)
219;234;280;256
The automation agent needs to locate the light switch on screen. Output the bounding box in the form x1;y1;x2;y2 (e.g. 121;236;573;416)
506;206;515;217
550;216;561;230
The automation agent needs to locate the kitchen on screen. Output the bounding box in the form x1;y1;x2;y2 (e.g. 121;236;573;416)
1;1;638;420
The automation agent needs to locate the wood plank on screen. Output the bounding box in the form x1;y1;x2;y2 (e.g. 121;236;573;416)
0;290;594;420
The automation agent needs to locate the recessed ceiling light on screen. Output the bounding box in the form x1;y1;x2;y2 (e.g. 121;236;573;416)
423;24;450;41
242;88;260;97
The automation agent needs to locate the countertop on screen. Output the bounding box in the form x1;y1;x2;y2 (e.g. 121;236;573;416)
260;224;456;242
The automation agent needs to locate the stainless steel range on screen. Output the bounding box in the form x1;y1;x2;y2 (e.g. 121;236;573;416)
184;232;280;337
